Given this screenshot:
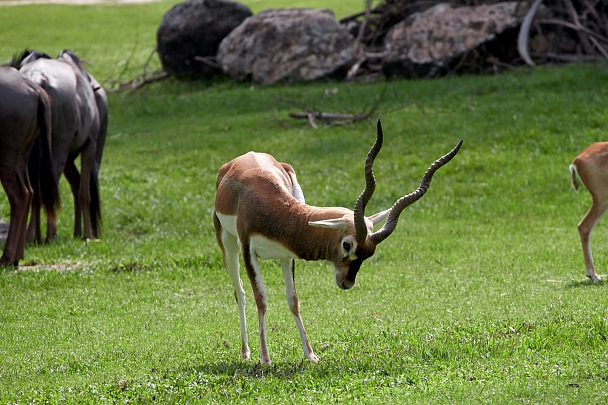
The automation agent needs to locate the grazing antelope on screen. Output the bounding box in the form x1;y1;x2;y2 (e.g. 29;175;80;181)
570;142;608;282
214;119;463;364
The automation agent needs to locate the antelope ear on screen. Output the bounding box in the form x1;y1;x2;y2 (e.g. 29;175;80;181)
368;209;390;227
308;218;350;230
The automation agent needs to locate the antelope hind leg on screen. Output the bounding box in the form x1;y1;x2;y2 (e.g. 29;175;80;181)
281;258;319;362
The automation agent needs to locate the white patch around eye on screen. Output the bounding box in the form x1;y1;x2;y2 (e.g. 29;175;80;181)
341;237;357;258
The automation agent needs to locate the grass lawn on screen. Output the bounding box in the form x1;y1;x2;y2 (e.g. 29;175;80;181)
1;0;607;403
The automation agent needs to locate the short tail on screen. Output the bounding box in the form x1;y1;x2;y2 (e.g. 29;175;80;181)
569;164;580;193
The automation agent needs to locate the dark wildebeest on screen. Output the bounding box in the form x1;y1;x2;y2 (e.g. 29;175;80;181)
56;50;107;240
0;66;58;266
19;50;105;241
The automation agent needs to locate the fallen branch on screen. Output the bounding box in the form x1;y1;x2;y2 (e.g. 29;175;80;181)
518;0;544;66
288;111;372;127
107;69;170;93
287;85;386;127
530;51;605;62
107;49;172;93
537;19;608;45
193;55;221;69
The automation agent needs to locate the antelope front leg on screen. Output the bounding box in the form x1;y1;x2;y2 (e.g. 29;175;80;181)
216;220;250;360
281;259;319;362
578;201;608;282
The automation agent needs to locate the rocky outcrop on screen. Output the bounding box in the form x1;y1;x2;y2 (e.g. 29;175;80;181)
382;2;529;78
217;8;357;85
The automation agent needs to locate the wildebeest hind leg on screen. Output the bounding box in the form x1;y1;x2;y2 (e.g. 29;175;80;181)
0;170;33;266
78;144;95;239
64;160;82;238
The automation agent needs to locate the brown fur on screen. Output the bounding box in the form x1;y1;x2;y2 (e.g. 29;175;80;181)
213;134;462;363
571;142;608;282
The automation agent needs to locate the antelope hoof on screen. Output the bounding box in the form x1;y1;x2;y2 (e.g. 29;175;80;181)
307;352;319;363
587;273;601;283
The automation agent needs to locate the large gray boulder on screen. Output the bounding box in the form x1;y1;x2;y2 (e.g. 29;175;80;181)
217;8;357;85
157;0;252;78
382;2;529;78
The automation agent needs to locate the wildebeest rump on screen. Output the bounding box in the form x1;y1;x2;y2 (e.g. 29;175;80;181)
0;66;58;266
56;50;107;239
19;50;104;241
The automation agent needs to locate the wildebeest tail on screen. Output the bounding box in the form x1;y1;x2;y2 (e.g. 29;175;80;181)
38;92;61;212
90;165;102;238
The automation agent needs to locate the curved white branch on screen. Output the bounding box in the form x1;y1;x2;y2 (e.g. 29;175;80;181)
518;0;544;66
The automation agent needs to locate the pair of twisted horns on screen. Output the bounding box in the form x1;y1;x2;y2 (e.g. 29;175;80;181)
354;119;463;244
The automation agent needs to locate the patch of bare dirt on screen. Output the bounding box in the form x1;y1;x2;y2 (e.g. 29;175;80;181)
0;222;82;271
19;262;83;271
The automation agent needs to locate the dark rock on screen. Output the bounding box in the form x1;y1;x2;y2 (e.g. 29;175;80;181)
157;0;252;77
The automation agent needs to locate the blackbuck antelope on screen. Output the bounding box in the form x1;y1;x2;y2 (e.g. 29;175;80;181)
213;120;463;364
570;142;608;282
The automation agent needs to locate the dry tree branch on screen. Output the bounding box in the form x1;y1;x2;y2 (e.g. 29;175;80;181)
537;19;608;44
142;48;158;78
355;0;374;52
564;0;594;54
287;84;387;128
529;51;605;61
588;35;608;59
108;49;171;93
193;55;221;69
107;68;170;93
518;0;544;66
347;0;376;81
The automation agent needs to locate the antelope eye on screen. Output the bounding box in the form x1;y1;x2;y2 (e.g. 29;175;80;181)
342;241;351;252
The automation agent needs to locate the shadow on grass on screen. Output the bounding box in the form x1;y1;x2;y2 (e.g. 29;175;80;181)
189;359;318;379
564;277;606;288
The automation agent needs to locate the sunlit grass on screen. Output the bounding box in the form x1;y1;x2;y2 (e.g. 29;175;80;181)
1;1;608;403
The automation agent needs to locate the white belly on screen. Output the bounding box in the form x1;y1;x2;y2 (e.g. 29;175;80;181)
215;212;297;260
250;235;297;260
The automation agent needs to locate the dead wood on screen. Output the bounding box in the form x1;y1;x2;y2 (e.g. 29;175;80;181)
518;0;544;66
107;49;171;93
108;69;170;93
341;0;608;75
285;84;387;128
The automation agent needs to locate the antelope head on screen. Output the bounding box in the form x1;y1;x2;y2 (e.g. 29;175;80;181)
309;119;463;289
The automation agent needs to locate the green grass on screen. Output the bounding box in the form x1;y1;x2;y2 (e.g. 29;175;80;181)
1;1;608;403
